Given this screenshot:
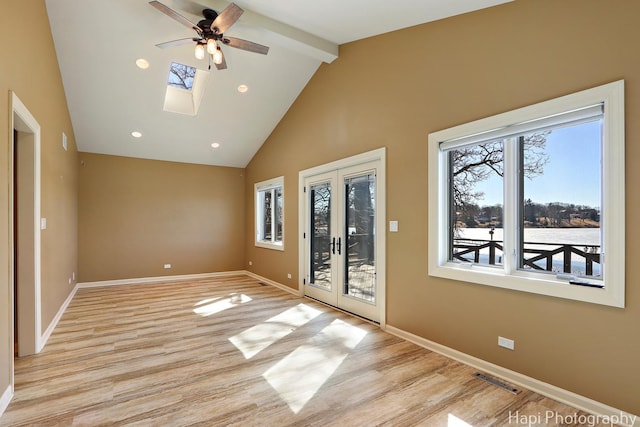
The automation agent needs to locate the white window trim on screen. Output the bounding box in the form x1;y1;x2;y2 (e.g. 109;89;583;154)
428;80;625;308
255;176;284;251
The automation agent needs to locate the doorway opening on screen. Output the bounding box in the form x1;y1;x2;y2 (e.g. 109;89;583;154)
10;91;42;372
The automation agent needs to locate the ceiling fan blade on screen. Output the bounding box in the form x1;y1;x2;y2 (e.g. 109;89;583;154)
155;38;198;49
222;37;269;55
213;51;227;70
149;1;203;36
210;3;243;34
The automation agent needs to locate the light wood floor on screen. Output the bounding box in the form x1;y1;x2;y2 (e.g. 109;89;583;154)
1;274;605;426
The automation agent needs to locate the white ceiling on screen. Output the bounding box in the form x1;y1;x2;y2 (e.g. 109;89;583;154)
45;0;511;167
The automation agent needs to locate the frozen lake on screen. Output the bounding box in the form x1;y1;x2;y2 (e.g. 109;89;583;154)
457;227;600;246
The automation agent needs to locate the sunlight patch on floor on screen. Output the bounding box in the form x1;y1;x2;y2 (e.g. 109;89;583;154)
229;303;324;359
448;413;474;426
263;319;368;413
192;293;252;317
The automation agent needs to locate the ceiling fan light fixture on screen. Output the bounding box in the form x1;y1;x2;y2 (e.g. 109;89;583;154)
212;47;223;65
207;38;217;54
194;43;205;60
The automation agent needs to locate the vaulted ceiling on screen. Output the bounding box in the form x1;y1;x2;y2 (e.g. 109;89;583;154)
45;0;511;167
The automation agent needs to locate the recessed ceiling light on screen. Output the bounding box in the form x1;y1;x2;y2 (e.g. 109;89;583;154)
131;131;142;138
211;142;220;148
237;84;248;93
135;58;150;70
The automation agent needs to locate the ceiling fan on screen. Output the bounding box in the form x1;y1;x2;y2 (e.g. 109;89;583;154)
149;1;269;70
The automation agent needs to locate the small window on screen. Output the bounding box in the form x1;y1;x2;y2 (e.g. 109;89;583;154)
428;81;625;307
255;177;284;250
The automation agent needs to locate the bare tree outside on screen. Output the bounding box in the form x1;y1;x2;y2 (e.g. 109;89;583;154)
168;62;196;90
450;132;550;227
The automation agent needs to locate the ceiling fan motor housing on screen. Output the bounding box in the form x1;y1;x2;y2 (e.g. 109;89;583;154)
202;8;218;20
198;9;221;39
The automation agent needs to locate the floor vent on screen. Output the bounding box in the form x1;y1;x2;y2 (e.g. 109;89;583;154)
473;372;519;394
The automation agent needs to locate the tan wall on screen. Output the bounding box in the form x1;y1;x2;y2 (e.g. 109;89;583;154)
0;0;78;396
78;153;245;282
245;0;640;414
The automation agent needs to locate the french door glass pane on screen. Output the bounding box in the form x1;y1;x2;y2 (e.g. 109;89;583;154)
519;122;602;278
310;182;332;289
448;141;504;267
344;173;376;303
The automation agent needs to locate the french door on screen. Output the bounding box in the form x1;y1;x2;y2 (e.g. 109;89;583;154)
303;160;382;322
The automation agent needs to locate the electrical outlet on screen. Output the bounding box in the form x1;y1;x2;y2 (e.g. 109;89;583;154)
498;336;515;350
287;273;292;279
249;261;253;266
164;263;171;269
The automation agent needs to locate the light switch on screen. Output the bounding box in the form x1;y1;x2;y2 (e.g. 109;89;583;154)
389;220;398;232
40;218;47;230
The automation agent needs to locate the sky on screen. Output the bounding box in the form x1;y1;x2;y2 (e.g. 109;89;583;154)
473;120;601;208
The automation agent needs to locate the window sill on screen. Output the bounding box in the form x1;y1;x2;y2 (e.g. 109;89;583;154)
428;262;623;308
255;241;284;251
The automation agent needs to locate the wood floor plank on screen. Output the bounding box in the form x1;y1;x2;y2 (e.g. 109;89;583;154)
0;274;610;426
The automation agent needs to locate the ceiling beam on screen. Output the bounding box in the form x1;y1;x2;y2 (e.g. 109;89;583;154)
241;10;338;63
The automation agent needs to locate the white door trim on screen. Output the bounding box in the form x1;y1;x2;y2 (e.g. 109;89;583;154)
298;148;386;327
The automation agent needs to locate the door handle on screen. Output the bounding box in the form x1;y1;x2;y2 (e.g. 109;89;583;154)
337;237;342;255
331;237;336;254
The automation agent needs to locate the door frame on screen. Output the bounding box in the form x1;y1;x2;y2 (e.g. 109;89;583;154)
298;148;386;327
9;92;43;373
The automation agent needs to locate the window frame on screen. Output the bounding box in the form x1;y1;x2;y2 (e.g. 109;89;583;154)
428;80;625;307
255;176;284;251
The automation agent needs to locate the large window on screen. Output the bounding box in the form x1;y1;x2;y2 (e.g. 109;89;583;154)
255;176;284;250
428;81;625;307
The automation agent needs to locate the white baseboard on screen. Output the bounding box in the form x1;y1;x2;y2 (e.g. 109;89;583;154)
77;270;247;288
385;325;639;427
243;271;299;295
0;385;13;418
40;283;80;350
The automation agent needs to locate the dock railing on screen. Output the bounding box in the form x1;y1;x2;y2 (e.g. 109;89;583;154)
452;238;600;276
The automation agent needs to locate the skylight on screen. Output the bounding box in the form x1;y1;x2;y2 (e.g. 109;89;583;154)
163;63;209;116
167;62;196;91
